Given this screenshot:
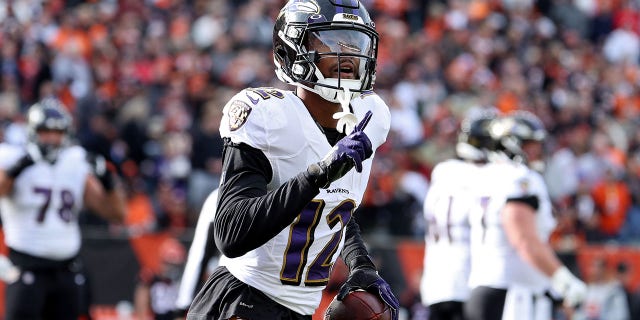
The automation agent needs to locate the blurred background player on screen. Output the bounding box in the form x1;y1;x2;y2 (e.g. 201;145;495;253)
135;237;187;320
173;189;220;319
0;98;126;320
574;257;630;320
420;110;499;320
187;0;399;319
496;111;548;173
465;112;586;320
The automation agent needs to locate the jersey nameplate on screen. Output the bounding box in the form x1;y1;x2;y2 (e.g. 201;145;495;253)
229;100;252;131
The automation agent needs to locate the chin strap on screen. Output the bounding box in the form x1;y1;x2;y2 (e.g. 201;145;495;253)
332;87;358;134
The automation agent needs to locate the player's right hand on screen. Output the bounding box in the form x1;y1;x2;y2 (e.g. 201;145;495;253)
551;266;587;308
307;111;373;189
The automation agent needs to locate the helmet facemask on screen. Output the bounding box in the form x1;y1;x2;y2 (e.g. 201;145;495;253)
491;115;547;166
27;99;72;164
33;131;68;164
305;27;377;101
273;0;379;133
276;23;378;99
456;111;500;162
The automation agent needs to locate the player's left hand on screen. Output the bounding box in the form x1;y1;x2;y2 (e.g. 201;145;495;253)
337;267;399;320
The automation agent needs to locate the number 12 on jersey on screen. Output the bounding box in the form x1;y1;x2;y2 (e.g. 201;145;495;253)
280;199;355;287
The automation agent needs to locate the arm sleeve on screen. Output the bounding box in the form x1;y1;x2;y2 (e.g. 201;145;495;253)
214;139;321;258
506;195;540;211
340;217;374;271
505;170;541;211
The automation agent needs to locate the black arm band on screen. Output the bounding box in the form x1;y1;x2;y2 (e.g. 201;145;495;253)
6;155;34;179
506;195;539;210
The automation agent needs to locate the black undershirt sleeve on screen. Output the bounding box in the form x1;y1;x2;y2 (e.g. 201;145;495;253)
340;216;375;270
506;195;539;211
213;139;321;258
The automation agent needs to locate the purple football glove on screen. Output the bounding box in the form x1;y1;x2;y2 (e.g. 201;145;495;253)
307;111;373;189
337;267;399;320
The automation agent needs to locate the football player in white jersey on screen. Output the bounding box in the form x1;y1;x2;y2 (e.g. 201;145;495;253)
174;188;220;318
464;112;586;320
187;1;399;319
0;98;127;320
420;111;498;320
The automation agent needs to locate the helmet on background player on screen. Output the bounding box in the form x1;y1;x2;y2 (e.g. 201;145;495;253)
492;110;547;167
456;110;500;162
273;0;379;103
26;98;73;163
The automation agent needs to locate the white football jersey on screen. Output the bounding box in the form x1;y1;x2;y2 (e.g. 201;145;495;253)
176;188;219;311
468;160;556;293
0;143;91;260
420;159;478;306
218;88;390;315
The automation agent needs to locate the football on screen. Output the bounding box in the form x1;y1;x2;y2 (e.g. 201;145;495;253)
324;290;391;320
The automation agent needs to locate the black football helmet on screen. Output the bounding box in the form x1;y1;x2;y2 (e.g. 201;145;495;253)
456;110;500;162
26;98;72;163
273;0;379;103
493;110;547;165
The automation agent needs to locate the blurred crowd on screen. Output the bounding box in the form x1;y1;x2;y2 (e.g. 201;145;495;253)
1;0;640;253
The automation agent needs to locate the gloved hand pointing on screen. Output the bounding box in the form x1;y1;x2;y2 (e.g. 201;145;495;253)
307;111;373;189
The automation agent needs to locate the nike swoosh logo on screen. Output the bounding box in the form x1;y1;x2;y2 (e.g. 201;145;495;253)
246;93;260;105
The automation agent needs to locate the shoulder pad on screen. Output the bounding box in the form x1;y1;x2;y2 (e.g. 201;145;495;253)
505;166;538;199
59;146;91;171
65;145;87;158
0;143;24;169
432;159;478;186
351;92;391;149
431;159;461;182
220;88;295;150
